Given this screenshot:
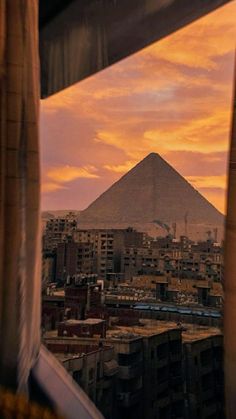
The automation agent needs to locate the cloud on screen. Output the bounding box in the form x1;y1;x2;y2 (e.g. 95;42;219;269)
104;160;138;173
41;182;67;193
142;2;236;71
197;187;227;214
143;108;231;154
40;1;236;212
186;175;227;190
47;165;100;183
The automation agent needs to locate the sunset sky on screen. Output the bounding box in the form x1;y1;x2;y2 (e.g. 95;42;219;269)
40;1;236;214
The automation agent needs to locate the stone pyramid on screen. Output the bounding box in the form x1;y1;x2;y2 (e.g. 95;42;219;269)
78;153;224;239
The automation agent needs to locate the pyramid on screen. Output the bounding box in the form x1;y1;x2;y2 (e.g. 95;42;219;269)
78;153;224;239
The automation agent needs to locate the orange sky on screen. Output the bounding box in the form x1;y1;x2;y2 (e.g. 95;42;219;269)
40;1;236;214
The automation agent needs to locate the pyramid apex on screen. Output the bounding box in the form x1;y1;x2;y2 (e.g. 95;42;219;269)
142;152;163;161
145;152;160;159
140;152;164;166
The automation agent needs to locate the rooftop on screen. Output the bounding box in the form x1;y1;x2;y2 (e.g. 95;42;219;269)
182;325;222;343
107;320;222;343
62;318;105;325
106;319;179;340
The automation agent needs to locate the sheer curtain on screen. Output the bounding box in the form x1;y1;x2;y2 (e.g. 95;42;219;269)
0;0;41;393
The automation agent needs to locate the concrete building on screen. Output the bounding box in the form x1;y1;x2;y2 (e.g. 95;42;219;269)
58;319;107;339
105;332;143;419
43;314;224;419
44;337;119;419
43;212;78;251
183;329;224;419
76;228;144;281
106;322;184;419
55;241;95;282
42;252;56;286
121;235;223;283
65;274;102;320
42;295;65;331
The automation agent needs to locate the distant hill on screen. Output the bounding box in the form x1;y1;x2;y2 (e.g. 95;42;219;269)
78;153;224;240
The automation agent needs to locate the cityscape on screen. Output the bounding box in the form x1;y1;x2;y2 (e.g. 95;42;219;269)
2;1;236;419
42;155;224;419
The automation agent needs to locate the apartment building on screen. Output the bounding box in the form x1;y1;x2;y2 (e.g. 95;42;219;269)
44;337;119;419
42;252;56;285
183;329;224;419
76;228;144;281
106;322;184;419
105;332;143;419
121;237;223;282
64;274;102;319
44;313;224;419
55;241;95;282
43;212;77;251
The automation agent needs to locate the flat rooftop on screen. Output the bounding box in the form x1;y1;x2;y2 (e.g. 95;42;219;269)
52;289;65;297
107;320;222;343
182;325;222;343
107;319;179;340
62;318;105;325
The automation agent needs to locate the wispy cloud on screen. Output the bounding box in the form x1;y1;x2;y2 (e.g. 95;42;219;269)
41;182;67;193
47;165;100;183
104;160;138;173
186;175;227;190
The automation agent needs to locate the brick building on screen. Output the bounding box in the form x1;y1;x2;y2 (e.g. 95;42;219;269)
64;275;102;319
58;318;107;339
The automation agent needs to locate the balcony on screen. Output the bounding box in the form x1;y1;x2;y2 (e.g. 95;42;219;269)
156;395;170;408
170;375;183;387
156;380;169;394
118;361;143;379
202;401;218;417
201;387;215;402
170;352;182;363
104;360;119;377
156;356;169;368
171;391;184;402
117;389;142;407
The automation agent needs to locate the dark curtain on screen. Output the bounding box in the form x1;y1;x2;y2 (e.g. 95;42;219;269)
0;0;41;393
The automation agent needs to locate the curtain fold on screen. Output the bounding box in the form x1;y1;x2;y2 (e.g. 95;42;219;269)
224;55;236;419
0;0;41;393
